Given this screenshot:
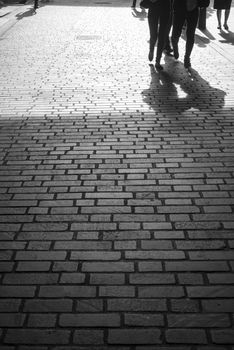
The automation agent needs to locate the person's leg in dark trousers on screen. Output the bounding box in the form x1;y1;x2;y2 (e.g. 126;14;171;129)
131;0;136;8
34;0;38;9
164;1;173;54
155;10;170;69
184;7;199;67
148;6;159;62
224;9;230;30
171;10;186;59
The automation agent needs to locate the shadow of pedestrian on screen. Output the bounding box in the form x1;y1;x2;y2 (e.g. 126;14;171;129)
194;33;211;47
0;12;10;17
15;7;36;19
199;28;216;40
218;30;234;45
131;7;147;21
141;61;226;115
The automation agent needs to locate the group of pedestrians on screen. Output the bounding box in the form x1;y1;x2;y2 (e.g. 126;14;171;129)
131;0;232;71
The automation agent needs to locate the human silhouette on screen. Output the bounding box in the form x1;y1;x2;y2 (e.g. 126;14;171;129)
147;0;171;71
171;0;199;69
164;0;174;55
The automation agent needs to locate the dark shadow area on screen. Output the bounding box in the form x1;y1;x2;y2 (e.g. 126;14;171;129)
1;0;133;7
0;11;10;17
218;30;234;45
131;7;147;21
195;33;211;47
141;61;226;114
198;28;216;41
0;0;20;4
15;7;36;19
30;0;133;7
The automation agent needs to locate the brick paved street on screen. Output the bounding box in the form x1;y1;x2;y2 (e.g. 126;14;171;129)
0;0;234;348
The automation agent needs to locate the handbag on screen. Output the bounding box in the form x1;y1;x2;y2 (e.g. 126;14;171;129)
197;0;210;8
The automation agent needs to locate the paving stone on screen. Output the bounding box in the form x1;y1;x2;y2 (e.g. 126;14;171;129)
202;299;234;313
39;286;96;298
211;330;234;344
129;273;175;284
187;286;234;298
170;299;200;313
165;329;207;344
124;313;164;326
89;273;125;285
108;329;162;344
82;262;134;272
138;286;185;298
167;314;230;328
59;313;120;327
73;330;104;345
0;313;25;327
4;329;70;344
24;299;73;312
27;314;57;328
76;299;104;313
3;273;59;284
107;298;167;312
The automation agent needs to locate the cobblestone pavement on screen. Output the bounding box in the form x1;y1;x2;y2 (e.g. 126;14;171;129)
0;0;234;348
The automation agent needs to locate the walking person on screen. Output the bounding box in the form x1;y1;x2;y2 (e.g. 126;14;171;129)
164;0;173;55
171;0;199;69
214;0;232;30
148;0;171;71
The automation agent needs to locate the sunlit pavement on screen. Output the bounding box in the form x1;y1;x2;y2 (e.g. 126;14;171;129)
0;0;234;348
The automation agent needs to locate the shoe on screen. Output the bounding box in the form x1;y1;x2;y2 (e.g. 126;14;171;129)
148;50;154;62
224;24;229;30
184;56;191;69
155;62;163;71
217;25;221;29
172;40;179;59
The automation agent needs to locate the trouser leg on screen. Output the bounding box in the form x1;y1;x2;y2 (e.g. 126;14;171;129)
185;7;199;58
224;9;230;25
171;11;185;45
156;12;170;62
216;9;222;27
171;11;185;58
148;8;159;53
164;9;173;50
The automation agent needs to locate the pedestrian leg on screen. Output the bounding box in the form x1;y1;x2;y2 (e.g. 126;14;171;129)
184;7;199;68
224;9;230;30
34;0;38;9
216;9;222;29
155;12;170;70
171;10;185;59
131;0;136;8
148;7;159;62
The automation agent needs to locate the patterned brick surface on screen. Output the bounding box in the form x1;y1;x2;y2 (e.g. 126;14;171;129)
0;0;234;348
